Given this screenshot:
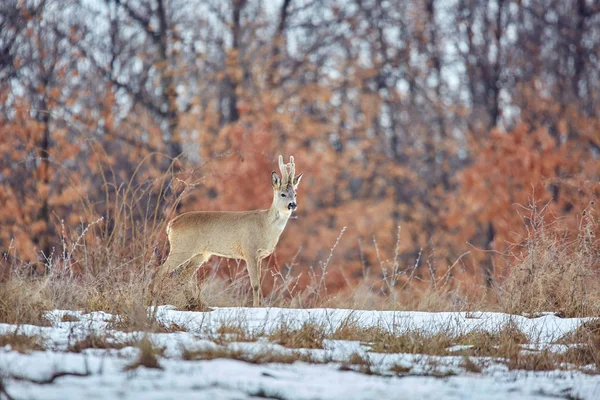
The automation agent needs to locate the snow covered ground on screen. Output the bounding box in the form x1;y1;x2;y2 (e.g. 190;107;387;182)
2;307;600;399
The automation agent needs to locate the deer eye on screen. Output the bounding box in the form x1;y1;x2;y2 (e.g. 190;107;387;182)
280;193;287;198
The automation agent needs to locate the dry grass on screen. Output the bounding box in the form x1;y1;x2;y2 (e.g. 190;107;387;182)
124;336;163;371
0;278;51;326
389;363;411;375
0;331;45;353
107;308;186;334
367;330;455;355
330;317;384;342
3;207;597;324
331;318;529;363
453;321;529;358
560;320;600;345
213;322;256;343
497;203;600;318
339;352;377;375
330;321;455;355
67;331;134;353
557;346;599;370
328;319;597;374
0;263;158;328
461;356;482;373
507;350;558;371
0;161;185;330
0;191;598;359
107;308;153;332
181;346;321;365
216;323;248;336
60;314;80;322
0;156;596;327
159;321;188;333
268;321;326;349
556;320;600;369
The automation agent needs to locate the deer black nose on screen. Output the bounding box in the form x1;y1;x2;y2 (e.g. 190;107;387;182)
288;202;297;210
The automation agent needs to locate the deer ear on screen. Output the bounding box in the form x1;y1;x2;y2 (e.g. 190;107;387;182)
293;173;303;188
271;171;281;189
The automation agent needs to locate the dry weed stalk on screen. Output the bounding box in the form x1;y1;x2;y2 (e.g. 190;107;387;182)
498;199;600;317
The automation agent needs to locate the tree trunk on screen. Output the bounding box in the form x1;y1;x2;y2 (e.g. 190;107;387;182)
37;98;52;259
157;0;181;159
483;221;496;287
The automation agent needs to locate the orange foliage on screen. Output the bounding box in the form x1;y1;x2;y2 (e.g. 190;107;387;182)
1;0;600;304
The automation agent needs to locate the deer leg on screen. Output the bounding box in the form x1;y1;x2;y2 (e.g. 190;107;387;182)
256;258;263;304
176;252;208;278
170;257;194;277
189;252;210;274
185;253;211;291
246;258;261;307
151;250;193;295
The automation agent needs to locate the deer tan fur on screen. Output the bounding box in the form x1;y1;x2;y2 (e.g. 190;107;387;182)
151;155;302;306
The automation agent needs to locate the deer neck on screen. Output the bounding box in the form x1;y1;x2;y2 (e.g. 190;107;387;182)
266;203;291;232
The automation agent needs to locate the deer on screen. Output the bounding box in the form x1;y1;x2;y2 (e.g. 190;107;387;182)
151;155;302;307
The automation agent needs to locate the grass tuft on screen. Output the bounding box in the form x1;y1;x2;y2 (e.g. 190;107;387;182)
124;336;163;371
461;356;482;373
213;322;256;344
389;363;411;375
0;332;45;353
507;350;557;371
557;319;600;370
0;278;51;326
339;352;377;375
269;322;326;349
497;204;600;318
366;329;454;355
454;321;528;357
182;346;320;365
60;314;80;322
67;332;133;353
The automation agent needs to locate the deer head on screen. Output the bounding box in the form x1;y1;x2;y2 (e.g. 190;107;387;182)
271;155;303;212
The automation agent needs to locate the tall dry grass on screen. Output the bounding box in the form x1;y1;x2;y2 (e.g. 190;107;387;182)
496;201;600;317
1;157;599;329
0;155;182;327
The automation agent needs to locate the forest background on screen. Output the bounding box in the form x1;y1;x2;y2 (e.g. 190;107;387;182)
1;0;599;309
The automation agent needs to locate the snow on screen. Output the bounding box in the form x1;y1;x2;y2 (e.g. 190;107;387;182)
1;307;600;399
153;307;590;342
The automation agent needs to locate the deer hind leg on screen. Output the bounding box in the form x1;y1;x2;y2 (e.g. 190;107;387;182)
188;252;211;275
179;252;211;288
246;257;262;307
151;250;194;295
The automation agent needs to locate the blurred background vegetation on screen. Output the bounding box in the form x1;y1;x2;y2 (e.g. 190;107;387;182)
1;0;599;299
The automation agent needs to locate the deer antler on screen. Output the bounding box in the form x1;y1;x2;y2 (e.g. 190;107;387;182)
288;156;295;188
278;155;297;188
278;155;288;185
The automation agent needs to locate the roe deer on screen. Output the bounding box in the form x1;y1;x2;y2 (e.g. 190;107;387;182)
151;155;302;306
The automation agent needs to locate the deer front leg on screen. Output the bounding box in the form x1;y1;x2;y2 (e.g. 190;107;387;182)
246;257;262;307
256;258;263;304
